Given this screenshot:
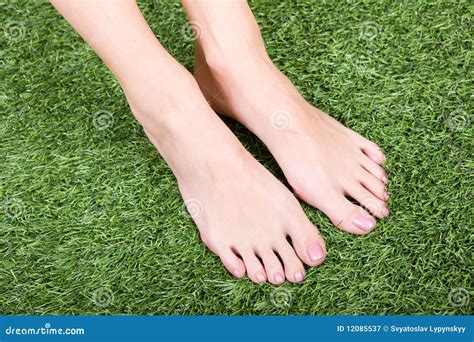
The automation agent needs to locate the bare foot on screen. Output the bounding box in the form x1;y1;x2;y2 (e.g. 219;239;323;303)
127;69;326;284
52;0;325;284
194;46;389;235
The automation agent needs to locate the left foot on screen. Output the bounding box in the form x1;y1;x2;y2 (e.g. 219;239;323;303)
194;47;389;235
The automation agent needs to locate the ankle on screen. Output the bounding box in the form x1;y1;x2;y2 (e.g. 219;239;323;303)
195;36;269;77
124;69;249;181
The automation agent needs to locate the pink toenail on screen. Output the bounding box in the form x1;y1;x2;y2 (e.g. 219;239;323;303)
307;241;325;262
353;214;376;231
381;175;388;184
294;272;304;282
382;207;389;217
256;273;265;283
233;269;242;277
275;273;284;283
383;192;389;201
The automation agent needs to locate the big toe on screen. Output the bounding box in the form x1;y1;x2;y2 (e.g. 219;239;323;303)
320;192;377;235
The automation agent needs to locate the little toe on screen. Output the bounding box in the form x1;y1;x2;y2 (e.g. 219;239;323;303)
274;240;306;283
219;248;246;279
259;249;286;285
241;251;267;284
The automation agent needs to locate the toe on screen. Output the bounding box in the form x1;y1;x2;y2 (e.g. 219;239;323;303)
359;170;388;201
361;157;388;184
274;240;306;283
259;249;286;285
219;248;246;279
287;220;326;267
241;251;267;284
360;141;386;165
318;192;377;235
346;183;389;218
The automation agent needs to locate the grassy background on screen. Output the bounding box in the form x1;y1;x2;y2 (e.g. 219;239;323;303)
1;0;472;315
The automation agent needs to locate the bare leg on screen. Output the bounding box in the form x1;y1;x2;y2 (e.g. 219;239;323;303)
182;0;389;235
51;0;326;284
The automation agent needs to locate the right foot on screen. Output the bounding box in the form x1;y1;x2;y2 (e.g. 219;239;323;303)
126;69;326;284
187;0;389;235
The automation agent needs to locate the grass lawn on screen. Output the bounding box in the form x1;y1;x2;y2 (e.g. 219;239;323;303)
1;0;472;315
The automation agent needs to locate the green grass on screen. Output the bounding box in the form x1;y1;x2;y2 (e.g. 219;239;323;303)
1;0;472;315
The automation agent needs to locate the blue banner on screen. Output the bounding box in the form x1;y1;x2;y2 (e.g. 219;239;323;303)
0;315;472;341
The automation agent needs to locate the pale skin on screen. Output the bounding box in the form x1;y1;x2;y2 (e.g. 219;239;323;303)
51;0;388;284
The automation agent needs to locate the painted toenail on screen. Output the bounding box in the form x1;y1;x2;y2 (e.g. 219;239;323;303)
381;175;388;184
233;269;242;277
383;192;389;201
294;272;304;282
353;214;376;231
275;273;284;283
256;273;265;283
307;241;325;262
382;207;389;217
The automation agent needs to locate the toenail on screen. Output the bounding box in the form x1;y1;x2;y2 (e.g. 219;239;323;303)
382;207;389;217
256;273;265;283
383;192;389;201
274;273;284;284
353;214;376;231
307;241;325;262
233;269;242;277
381;175;388;184
294;272;304;282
